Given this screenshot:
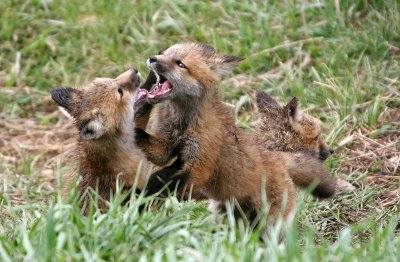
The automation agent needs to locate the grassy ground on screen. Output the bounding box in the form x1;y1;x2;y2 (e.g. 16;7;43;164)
1;0;399;260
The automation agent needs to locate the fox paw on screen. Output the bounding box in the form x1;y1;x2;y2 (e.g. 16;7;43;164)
146;164;187;197
134;128;150;145
146;167;179;197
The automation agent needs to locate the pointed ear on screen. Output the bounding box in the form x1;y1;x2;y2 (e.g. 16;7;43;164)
285;97;303;123
79;118;103;141
50;87;78;115
212;55;244;79
256;90;280;112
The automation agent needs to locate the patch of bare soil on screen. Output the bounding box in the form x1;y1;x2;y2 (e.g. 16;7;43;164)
0;86;74;205
336;108;399;208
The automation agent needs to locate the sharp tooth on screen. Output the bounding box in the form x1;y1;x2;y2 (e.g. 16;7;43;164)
153;70;161;86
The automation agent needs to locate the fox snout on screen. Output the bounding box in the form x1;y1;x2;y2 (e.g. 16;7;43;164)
116;67;141;91
149;56;157;63
318;143;334;161
146;55;168;75
147;56;158;68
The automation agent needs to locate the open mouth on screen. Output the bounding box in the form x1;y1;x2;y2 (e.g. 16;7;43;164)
134;70;173;105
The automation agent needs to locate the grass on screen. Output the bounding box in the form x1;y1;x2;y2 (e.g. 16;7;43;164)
0;0;399;260
1;190;399;261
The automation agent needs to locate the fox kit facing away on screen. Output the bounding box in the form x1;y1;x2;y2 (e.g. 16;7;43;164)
134;42;335;223
254;90;334;161
254;91;336;193
51;69;150;212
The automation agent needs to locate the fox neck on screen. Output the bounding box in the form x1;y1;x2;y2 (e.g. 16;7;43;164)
168;88;217;128
77;132;134;178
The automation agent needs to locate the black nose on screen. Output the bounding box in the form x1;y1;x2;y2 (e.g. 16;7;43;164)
329;149;334;155
131;67;138;74
149;56;157;63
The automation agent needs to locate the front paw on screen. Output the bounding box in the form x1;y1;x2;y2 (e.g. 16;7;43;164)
146;173;169;196
135;102;153;117
134;128;150;145
145;165;186;197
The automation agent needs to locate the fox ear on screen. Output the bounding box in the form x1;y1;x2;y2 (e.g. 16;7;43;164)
256;90;280;112
285;97;303;123
212;55;244;79
79;118;103;141
50;87;79;116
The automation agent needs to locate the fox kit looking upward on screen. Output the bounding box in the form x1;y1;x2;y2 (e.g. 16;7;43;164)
134;43;334;222
51;69;149;212
254;90;334;161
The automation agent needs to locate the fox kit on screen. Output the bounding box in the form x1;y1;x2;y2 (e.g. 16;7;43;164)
51;69;149;212
254;91;336;192
134;43;334;223
254;90;334;161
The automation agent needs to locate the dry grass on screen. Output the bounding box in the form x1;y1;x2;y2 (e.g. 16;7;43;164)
0;1;399;259
0;86;74;205
1;79;398;225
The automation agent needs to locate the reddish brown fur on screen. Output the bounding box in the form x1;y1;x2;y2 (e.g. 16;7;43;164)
51;69;149;213
254;90;333;160
136;43;297;222
253;91;336;196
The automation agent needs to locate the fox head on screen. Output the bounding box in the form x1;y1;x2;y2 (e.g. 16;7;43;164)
135;42;243;105
51;68;140;141
255;90;334;161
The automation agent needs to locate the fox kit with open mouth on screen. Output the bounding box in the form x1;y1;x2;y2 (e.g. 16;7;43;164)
133;43;335;224
51;69;150;213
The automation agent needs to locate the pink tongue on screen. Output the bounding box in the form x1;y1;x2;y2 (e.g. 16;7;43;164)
135;89;148;102
148;81;172;98
161;81;172;92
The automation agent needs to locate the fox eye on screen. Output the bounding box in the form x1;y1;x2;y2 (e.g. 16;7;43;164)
313;135;320;141
176;60;187;69
118;88;124;98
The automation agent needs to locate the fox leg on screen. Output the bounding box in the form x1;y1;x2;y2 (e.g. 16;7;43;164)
264;166;296;223
134;103;153;130
146;163;210;200
78;174;116;215
145;157;208;200
134;128;177;166
174;130;221;199
145;156;185;196
146;131;218;200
